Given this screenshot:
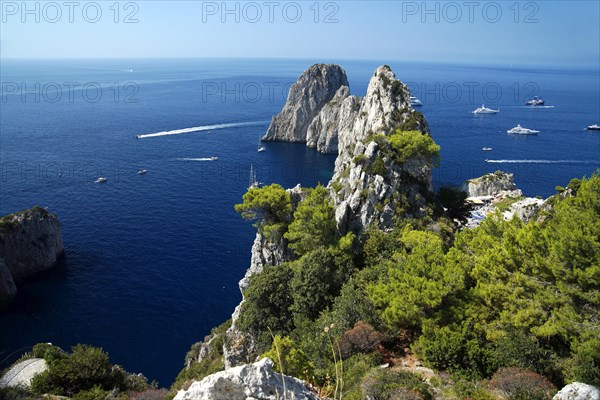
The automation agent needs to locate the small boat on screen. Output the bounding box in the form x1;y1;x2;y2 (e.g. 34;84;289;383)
482;147;492;151
586;124;600;131
135;134;142;139
95;177;107;183
473;104;499;114
525;96;545;106
210;157;218;161
507;124;540;135
248;164;258;190
410;96;423;107
257;136;266;152
137;169;147;175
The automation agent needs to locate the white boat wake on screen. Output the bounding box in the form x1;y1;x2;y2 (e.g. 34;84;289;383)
136;120;269;139
485;159;598;165
178;157;218;161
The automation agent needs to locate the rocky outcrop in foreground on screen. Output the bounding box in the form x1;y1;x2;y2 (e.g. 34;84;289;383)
174;358;318;400
0;207;64;300
0;358;47;388
553;382;600;400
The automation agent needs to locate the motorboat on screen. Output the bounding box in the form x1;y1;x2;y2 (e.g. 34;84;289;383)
525;96;545;106
473;104;499;114
586;124;600;131
257;136;266;152
137;169;147;175
210;157;218;161
135;134;141;139
410;96;423;107
507;124;540;135
95;177;107;183
482;147;492;151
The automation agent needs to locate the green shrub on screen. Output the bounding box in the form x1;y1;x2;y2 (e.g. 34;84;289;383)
234;183;292;238
388;130;440;166
263;335;314;379
238;264;294;342
285;185;337;257
30;344;148;397
72;385;109;400
353;154;367;166
360;369;433;400
0;386;39;400
489;367;557;400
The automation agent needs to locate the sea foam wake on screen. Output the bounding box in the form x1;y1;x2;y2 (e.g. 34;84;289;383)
136;120;269;139
178;158;217;161
485;159;598;165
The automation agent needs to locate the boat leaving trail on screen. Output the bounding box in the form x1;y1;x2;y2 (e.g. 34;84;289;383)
485;159;598;165
136;120;270;139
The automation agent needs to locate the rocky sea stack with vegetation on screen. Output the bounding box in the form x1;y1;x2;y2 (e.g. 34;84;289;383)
174;64;600;398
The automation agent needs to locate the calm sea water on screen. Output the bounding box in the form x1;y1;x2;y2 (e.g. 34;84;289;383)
0;58;598;385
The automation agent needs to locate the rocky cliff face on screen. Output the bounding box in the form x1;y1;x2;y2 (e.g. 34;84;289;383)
263;64;349;144
328;65;432;234
174;358;318;400
222;185;304;368
189;64;436;372
0;207;64;300
465;171;518;197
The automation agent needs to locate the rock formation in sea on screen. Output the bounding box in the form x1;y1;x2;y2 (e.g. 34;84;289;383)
262;64;349;145
175;64;436;371
0;207;64;301
465;171;518;197
174;358;318;400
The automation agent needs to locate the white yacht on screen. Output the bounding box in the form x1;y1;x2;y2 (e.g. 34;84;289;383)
257;136;266;152
482;147;492;151
525;96;545;106
248;164;258;189
410;96;423;107
586;124;600;131
95;177;107;183
473;104;499;114
507;124;540;135
137;169;147;175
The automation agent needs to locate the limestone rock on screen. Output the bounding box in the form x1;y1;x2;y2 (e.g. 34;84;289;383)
0;207;63;282
466;171;517;197
553;382;600;400
263;64;348;143
0;358;48;388
223;185;305;368
174;358;318;400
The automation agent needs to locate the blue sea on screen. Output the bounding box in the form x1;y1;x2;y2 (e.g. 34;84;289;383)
0;58;598;385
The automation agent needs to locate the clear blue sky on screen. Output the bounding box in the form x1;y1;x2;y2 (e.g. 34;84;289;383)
1;1;599;67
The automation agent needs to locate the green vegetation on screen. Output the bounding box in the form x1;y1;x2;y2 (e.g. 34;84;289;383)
388;129;440;165
173;320;231;390
234;183;292;239
263;335;314;378
29;343;151;398
284;185;337;257
233;167;599;397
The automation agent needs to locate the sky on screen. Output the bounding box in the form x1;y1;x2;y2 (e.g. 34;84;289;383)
1;0;599;67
